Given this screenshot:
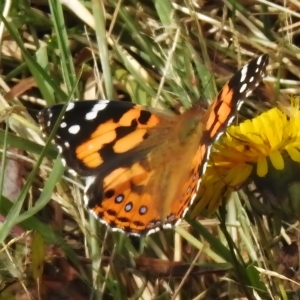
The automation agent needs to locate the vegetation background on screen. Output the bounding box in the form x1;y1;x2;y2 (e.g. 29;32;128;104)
0;0;300;299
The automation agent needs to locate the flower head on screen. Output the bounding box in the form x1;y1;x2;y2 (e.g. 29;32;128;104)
192;104;300;216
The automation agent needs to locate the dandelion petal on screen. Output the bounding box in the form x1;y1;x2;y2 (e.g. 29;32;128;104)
226;163;252;186
257;156;268;177
287;147;300;162
269;151;284;170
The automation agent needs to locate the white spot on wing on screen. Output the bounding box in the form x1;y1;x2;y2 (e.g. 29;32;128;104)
237;100;244;110
83;177;96;205
240;65;248;82
239;83;247;93
66;102;75;111
85;111;97;121
162;223;173;229
85;176;95;194
95;100;109;109
68;125;80;134
60;122;67;128
85;101;109;121
68;168;77;176
256;55;262;65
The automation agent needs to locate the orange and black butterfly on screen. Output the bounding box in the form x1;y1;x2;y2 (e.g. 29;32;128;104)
38;54;269;236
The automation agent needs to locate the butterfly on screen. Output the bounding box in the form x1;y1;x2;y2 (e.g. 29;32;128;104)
38;54;269;236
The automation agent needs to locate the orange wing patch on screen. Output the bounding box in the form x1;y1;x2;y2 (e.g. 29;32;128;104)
119;108;160;127
203;54;269;144
113;129;148;153
204;85;234;139
75;107;161;169
169;144;202;221
76;123;117;168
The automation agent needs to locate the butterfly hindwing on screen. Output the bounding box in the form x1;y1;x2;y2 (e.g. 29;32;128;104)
85;161;160;234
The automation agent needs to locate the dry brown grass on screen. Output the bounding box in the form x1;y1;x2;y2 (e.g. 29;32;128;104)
0;1;300;299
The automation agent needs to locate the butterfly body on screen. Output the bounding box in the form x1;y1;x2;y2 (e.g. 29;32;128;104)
39;54;269;235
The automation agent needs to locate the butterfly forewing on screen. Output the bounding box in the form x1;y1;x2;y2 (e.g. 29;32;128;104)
39;100;163;177
38;54;269;236
202;54;269;145
166;55;268;226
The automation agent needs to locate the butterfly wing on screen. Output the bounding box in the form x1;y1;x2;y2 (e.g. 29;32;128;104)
39;100;184;235
38;54;269;236
167;54;269;225
84;111;204;235
39;100;167;177
201;54;269;147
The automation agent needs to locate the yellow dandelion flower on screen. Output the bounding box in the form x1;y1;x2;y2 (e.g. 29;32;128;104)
192;104;300;216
